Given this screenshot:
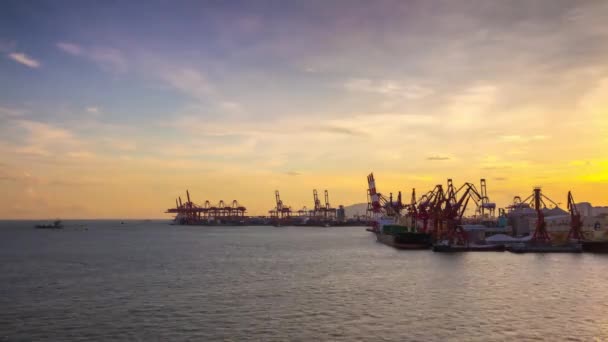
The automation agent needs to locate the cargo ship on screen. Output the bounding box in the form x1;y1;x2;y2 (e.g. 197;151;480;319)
374;217;432;249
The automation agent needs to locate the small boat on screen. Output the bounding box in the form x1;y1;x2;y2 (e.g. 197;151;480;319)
35;220;64;229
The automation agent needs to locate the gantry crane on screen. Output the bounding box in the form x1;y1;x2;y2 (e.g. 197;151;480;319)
273;190;292;218
323;190;337;219
479;179;496;218
312;189;322;217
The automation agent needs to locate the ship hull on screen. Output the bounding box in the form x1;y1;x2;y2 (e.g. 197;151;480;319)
581;241;608;253
433;244;505;252
507;243;582;253
376;232;432;250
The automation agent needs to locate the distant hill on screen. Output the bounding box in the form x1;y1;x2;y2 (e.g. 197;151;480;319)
342;203;368;218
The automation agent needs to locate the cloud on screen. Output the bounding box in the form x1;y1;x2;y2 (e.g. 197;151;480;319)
18;120;74;142
314;125;367;137
15;145;50;157
66;151;95;160
12;120;95;159
8;52;40;68
56;42;83;55
427;156;450;161
48;178;103;187
344;78;433;99
499;135;549;143
89;47;127;72
285;171;301;176
0;169;41;185
86;107;99;114
494;177;508;181
444;84;498;130
56;42;126;72
481;165;512;170
104;138;137;152
161;67;214;99
0;106;25;118
219;101;244;114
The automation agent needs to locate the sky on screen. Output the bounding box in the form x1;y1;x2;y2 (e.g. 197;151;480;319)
1;0;607;219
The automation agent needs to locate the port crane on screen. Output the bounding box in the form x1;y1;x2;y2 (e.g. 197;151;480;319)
407;188;417;230
323;190;337;219
478;179;496;218
218;200;226;217
312;189;322;217
231;200;246;217
184;190;198;223
531;188;551;243
442;181;484;245
510;187;558;243
567;191;584;241
415;179;486;243
166;190;250;224
269;190;292;219
417;184;445;234
366;189;374;219
366;173;404;216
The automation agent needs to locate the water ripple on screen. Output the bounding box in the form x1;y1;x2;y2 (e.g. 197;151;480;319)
1;222;607;341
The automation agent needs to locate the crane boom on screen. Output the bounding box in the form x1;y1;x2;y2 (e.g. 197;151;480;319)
567;191;584;241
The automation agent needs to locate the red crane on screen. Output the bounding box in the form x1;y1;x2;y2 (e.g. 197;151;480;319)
531;188;552;243
367;173;383;213
567;191;584;241
367;173;406;216
417;184;444;234
443;182;483;245
272;190;292;219
511;187;557;243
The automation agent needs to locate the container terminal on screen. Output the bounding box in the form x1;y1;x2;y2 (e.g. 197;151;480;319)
365;172;608;253
165;173;608;253
165;190;366;227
